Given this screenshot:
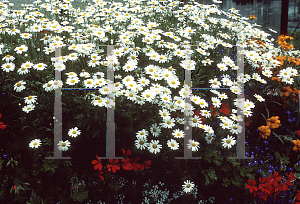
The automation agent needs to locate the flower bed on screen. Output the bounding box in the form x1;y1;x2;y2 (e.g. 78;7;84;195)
0;0;300;203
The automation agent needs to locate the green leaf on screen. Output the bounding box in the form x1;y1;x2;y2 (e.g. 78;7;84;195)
240;165;254;177
274;151;280;160
294;172;300;179
71;189;89;202
246;173;255;180
213;159;222;166
232;178;242;187
273;132;284;145
207;169;217;181
42;160;58;173
261;113;267;123
0;158;4;171
229;159;240;167
222;178;231;187
294;163;300;172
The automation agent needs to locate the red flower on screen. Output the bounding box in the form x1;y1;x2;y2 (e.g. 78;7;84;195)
121;158;132;170
297;130;300;137
219;102;230;115
210;105;220;117
121;148;132;157
107;159;120;173
131;157;143;171
91;154;103;170
246;179;258;193
296;190;300;200
13;185;17;190
143;160;151;169
286;171;295;186
98;170;104;181
0;113;6;130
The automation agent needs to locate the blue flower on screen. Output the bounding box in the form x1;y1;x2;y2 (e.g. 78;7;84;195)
3;153;10;160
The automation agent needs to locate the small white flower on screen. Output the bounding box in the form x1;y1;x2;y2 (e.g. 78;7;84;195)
182;180;195;193
222;135;236;149
57;140;71;151
29;139;42;148
68;127;81;137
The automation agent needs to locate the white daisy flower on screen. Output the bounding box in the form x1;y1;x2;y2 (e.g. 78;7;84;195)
254;94;265;102
22;104;35;113
33;63;47;71
66;77;80;86
17;67;30;75
150;123;161;137
14;80;26;92
167;139;179;150
160;117;176;129
136;129;149;138
24;95;37;105
1;62;15;72
222;135;236;149
148;140;162;154
68;127;81;137
14;45;28;54
200;110;211;118
172;129;185;138
187;139;200;151
182;180;195;193
57;140;71;151
205;133;214;144
83;79;95;88
29;139;42;148
135;137;148;150
230;123;243;134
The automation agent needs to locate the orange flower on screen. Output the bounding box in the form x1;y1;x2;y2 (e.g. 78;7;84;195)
249;15;257;19
246;118;252;126
292;139;300;152
258;125;271;139
267;116;280;129
281;86;293;97
291;88;300;102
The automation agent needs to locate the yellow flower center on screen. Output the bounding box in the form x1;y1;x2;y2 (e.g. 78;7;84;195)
226;139;231;143
152;144;157;148
62;143;66;147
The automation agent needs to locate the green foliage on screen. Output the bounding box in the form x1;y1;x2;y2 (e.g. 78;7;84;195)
42;159;58;174
71;183;89;203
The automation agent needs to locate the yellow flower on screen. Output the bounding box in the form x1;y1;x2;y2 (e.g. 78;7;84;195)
266;116;280;129
258;125;271;139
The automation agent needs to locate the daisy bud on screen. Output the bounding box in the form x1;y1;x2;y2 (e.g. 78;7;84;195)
37;48;40;51
25;54;28;57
